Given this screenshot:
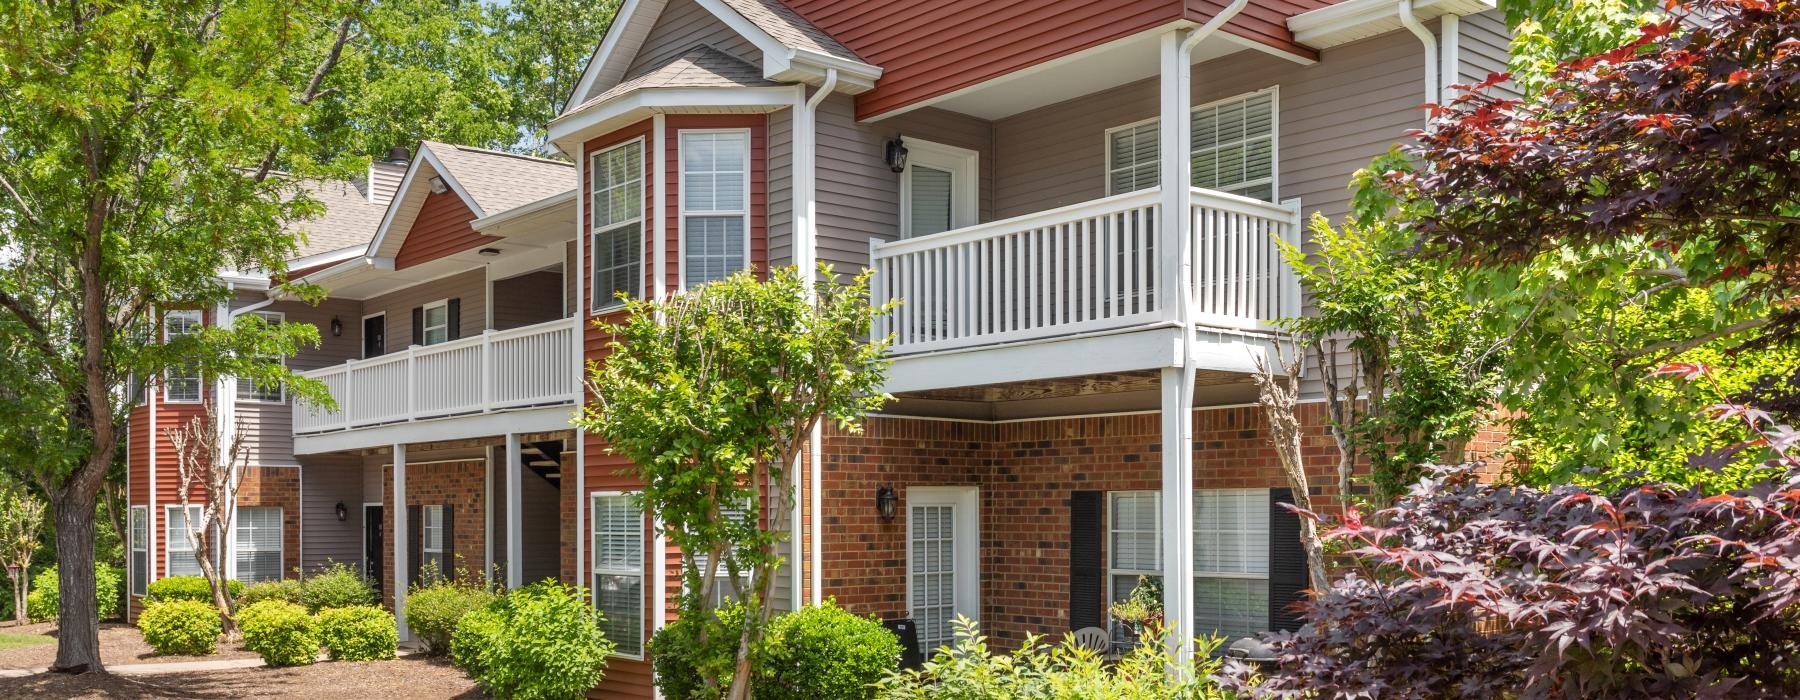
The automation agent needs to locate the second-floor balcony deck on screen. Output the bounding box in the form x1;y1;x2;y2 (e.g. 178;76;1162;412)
870;186;1301;357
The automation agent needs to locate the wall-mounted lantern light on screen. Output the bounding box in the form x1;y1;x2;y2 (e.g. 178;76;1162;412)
334;501;348;522
883;137;909;173
329;316;342;337
876;486;898;522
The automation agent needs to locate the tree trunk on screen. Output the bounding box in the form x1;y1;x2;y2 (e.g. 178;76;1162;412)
13;571;26;625
49;486;101;673
192;534;238;638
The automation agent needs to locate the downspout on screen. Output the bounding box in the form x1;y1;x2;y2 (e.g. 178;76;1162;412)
1398;0;1440;106
797;68;838;607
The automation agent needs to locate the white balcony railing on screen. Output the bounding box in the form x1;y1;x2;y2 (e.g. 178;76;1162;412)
293;316;580;434
870;187;1300;356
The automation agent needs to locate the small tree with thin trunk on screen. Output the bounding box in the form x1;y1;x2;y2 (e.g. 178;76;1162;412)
580;264;892;700
164;405;252;638
0;487;46;625
1250;340;1331;594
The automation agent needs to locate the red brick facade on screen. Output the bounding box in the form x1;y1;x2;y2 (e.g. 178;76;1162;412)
381;460;488;608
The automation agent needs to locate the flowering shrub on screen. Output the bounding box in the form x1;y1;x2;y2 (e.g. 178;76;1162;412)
878;618;1228;699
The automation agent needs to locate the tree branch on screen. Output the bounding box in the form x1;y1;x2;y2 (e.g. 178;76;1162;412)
1620;317;1771;363
253;14;354;181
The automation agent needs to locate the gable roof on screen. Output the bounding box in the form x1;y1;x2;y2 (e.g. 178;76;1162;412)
365;142;573;262
715;0;860;64
568;45;781;115
286;178;387;259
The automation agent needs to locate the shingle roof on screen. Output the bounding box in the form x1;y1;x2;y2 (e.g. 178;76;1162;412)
572;45;780;114
715;0;863;64
286;178;385;259
421;141;573;216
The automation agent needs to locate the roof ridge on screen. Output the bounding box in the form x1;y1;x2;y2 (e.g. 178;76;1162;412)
443;143;573;167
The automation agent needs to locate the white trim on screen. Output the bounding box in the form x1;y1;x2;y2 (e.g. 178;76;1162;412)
688;0;880;86
652;114;668;302
563;0;655;116
897;138;979;239
589;136;648;313
1288;0;1493;50
129;505;150;596
421;503;448;579
393;444;409;641
163;505;206;578
420;298;450;346
676;128;753;290
364;145;487;263
360;311;386;359
471;189;577;233
162;309;205;404
285;244;367;275
590;490;647;660
904;486;980;653
505;433;522;589
548;86;795;152
484;451;494;585
232;505;285;583
293;404;576;456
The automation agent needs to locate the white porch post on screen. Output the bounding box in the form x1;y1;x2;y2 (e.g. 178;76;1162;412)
1157;29;1193;321
1158;27;1197;663
505;433;523;589
1159;367;1195;661
392;443;409;641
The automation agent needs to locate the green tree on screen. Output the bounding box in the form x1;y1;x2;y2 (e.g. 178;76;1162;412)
0;0;348;671
579;265;892;700
0;487;47;625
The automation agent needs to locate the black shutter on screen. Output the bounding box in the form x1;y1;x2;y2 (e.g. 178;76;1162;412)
1069;491;1105;632
410;307;423;346
441;504;455;583
1269;487;1310;633
446;298;461;340
407;505;422;590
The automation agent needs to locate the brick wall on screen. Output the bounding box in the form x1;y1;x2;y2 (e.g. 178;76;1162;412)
238;466;302;579
381;460;487;609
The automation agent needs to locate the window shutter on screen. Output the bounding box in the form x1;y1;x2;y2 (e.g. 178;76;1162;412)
1069;491;1105;632
446;298;461;340
1268;488;1310;633
410;307;423;346
441;504;456;583
407;505;422;590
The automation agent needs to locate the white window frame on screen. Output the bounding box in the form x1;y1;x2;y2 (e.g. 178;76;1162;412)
361;311;386;359
590;137;646;312
677;128;752;289
904;486;980;655
130;506;149;595
1105;489;1271;643
162;310;204;404
898;137;979;239
235;311;286;403
1103;86;1280;201
233;506;284;583
164;505;207;578
591;491;646;659
420;299;450;347
421;504;447;580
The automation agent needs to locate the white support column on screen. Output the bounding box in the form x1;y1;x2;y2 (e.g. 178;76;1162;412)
392;444;409;641
1157;29;1194;321
484;450;494;585
505;433;523;589
1159;367;1195;661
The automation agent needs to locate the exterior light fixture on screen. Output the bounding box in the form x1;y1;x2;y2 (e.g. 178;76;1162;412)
478;247;501;257
883;137;909;173
876;486;898;522
428;175;448;194
329;316;342;337
334;502;348;522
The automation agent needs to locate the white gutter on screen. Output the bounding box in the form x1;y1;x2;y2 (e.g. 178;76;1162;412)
1398;0;1440;105
793;68;838;606
470;189;576;233
218;286;277;583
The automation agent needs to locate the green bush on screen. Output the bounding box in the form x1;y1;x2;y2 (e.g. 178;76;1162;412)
450;604;505;678
146;575;243;604
299;563;375;613
451;581;615;700
649;603;749;700
754;601;900;700
406;581;495;655
138;600;222;656
317;605;397;661
238;600;319;667
25;564;125;622
238;579;304;608
875;619;1229;699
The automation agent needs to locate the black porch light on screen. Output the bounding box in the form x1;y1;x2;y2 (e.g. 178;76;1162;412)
334;501;348;521
329;316;343;337
883;137;909;173
875;486;898;522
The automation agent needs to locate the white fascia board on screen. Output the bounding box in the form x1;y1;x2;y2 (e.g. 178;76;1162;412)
548;86;797;152
1289;0;1494;49
293;405;577;456
472;189;577;234
883;327;1186;394
365;145;485;262
689;0;880;91
287;244;368;272
562;0;655;116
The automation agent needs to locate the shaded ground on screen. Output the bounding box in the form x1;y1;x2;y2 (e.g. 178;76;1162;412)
0;623;258;671
0;656;485;698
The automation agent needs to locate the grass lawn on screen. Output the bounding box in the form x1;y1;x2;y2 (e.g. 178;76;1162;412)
0;633;53;650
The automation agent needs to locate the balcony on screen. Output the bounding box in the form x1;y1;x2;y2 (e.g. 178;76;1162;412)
294;316;580;435
870;187;1301;357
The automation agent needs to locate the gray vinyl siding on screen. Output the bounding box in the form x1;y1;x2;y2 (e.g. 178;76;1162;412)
299;454;366;573
624;0;762;78
813;94;994;271
229;295;363;468
767;107;794;267
1456;10;1518;98
490;269;565;330
361;268;486;355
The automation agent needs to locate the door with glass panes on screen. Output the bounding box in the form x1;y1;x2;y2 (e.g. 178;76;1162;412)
906;486;980;658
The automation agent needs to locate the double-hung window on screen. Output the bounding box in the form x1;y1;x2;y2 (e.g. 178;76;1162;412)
235;507;283;583
420;301;450;346
1105;88;1278;202
421;505;448;582
130;506;149;595
591;139;644;309
165;505;206;577
235;311;285;403
1107;489;1271;645
591;493;644;657
679;130;749;287
163;310;204;403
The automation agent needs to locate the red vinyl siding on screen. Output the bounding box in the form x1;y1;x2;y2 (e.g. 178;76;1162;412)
781;0;1336;120
665;115;769;287
393;190;500;270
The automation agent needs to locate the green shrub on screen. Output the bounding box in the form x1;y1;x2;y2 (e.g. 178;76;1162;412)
406;581;495;655
25;564;125;622
138;600;222;656
299;563;375;613
238;579;304;608
875;619;1228;699
451;581;615;699
146;575;243;604
238;600;319;667
649;603;749;700
450;604;504;678
317;605;397;661
754;601;900;700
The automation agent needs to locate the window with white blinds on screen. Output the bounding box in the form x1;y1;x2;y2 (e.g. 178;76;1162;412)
591;493;644;657
1106;489;1271;644
235;507;283;583
1104;88;1278;202
163;310;203;403
421;301;450;347
591;139;643;309
421;505;448;582
910;504;957;654
165;505;205;577
235;311;285;403
907;166;954;237
680;130;749;288
130;506;148;595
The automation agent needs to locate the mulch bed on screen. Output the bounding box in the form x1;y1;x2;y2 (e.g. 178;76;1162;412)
0;656;485;698
0;622;258;671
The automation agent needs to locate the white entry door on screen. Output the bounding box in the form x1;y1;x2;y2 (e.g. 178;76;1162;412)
907;486;980;655
899;139;978;238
